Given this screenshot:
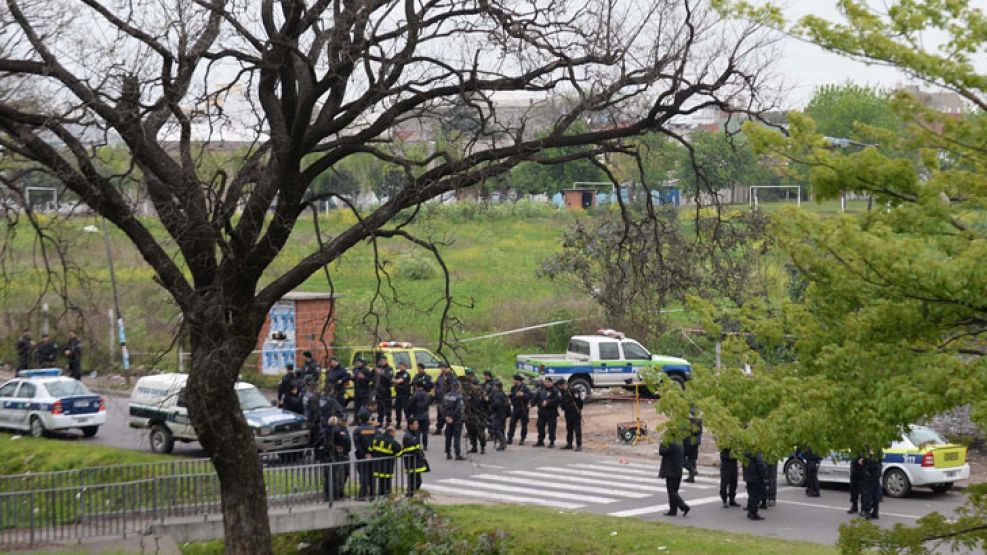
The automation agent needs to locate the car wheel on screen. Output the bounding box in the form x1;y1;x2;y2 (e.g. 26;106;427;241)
29;416;47;438
568;377;592;400
620;429;635;443
669;374;686;390
150;424;175;454
883;468;912;498
81;426;99;438
930;483;953;494
785;458;807;487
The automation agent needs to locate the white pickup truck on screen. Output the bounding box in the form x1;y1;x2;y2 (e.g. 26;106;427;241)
515;330;692;399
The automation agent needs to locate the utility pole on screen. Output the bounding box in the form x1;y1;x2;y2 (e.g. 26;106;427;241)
101;218;129;382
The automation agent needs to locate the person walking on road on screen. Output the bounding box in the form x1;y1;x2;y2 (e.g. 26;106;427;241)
847;453;865;514
532;377;560;448
719;448;740;508
801;446;822;497
463;369;488;454
442;379;466;461
860;450;883;519
433;363;456;436
744;452;767;521
488;380;509;451
15;329;33;372
659;437;690;517
559;379;583;451
683;410;702;483
63;330;82;380
507;374;531;445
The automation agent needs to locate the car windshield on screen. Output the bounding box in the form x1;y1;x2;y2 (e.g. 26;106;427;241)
907;427;947;448
45;380;92;398
237;386;272;411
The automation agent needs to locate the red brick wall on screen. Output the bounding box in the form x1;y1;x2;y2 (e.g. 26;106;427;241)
255;298;337;371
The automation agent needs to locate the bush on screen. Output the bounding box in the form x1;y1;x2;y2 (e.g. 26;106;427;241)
341;497;506;555
393;255;439;281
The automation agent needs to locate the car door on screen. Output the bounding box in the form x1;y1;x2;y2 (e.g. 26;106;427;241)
621;341;652;383
596;341;623;385
0;380;19;427
12;381;37;431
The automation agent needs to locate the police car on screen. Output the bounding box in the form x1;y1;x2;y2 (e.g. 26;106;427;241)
0;369;106;438
784;425;969;498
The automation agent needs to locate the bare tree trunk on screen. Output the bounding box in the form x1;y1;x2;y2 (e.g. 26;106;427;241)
186;312;273;555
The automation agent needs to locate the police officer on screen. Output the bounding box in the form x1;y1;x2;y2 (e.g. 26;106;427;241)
532;377;560;448
282;382;306;415
801;446;822;497
744;452;767;520
393;361;412;429
375;357;394;427
301;350;320;386
15;329;33;372
847;452;865;514
401;419;429;494
488;380;509;451
659;436;690;517
441;379;465;460
860;449;883;519
371;426;402;495
408;383;431;450
719;448;740;508
410;362;433;393
352;412;378;499
481;370;495;397
324;356;350;407
319;384;347;423
507;374;531;445
315;416;350;501
433;363;456;435
303;378;323;444
35;333;57;368
277;363;301;407
351;358;373;425
464;369;488;454
63;330;82;380
683;410;702;483
559;379;583;451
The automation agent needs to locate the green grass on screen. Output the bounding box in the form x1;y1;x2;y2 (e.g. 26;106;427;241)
0;433;172;475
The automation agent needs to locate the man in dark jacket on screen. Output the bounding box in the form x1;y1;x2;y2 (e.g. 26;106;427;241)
433;363;456;435
282;383;306;415
393;361;412;429
315;416;350;501
801;446;822;497
15;329;33;372
371;426;402;495
442;380;466;460
324;356;350;407
408;383;431;450
375;357;394;427
277;363;301;407
532;377;560;448
410;363;433;393
860;450;883;519
352;412;378;499
300;351;320;386
507;374;531;445
659;438;690;517
559;379;583;451
683;412;703;483
719;448;740;508
318;386;347;423
302;379;323;444
401;419;429;494
847;453;865;514
63;330;82;380
488;380;509;451
351;358;373;424
743;452;767;520
463;370;488;454
34;333;58;368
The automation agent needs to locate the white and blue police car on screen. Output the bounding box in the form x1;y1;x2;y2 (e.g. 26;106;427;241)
0;369;106;438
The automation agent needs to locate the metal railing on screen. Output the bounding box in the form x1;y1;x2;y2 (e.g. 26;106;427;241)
0;453;422;548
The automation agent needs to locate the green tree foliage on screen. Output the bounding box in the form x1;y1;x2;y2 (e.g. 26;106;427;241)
674;131;777;196
804;83;901;141
509;122;609;195
690;1;987;552
305;168;360;203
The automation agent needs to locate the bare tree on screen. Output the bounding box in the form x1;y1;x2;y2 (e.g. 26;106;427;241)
0;0;774;551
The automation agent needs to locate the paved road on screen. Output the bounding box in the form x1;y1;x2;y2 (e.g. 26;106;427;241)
41;392;973;547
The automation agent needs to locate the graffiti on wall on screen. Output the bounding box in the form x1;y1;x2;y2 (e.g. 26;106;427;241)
262;300;297;375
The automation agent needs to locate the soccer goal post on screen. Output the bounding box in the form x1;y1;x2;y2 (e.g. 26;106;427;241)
749;185;801;209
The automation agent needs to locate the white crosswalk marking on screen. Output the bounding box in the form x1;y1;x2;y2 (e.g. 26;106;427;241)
509;470;667;493
608;494;749;517
437;478;620;504
535;466;668;486
579;462;722;486
472;474;651;498
422;484;584;510
557;465;714;489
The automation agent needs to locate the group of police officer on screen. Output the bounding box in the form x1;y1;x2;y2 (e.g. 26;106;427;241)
14;328;83;379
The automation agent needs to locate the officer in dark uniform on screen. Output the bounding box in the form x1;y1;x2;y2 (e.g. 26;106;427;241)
63;330;82;380
282;383;306;415
559;379;583;451
433;363;456;435
801;446;822;497
847;452;865;514
532;377;560;447
408;383;431;450
371;426;402;495
351;358;373;424
15;329;33;372
481;370;495;397
301;351;320;386
488;380;509;451
375;357;394;427
659;437;690;516
315;415;350;501
441;379;465;460
324;356;350;407
352;412;378;499
401;419;429;494
410;363;433;393
860;450;883;519
302;378;323;444
463;369;488;454
277;363;301;407
393;361;412;429
507;374;531;445
719;448;740;507
744;452;767;520
35;333;58;368
683;411;703;483
319;385;347;423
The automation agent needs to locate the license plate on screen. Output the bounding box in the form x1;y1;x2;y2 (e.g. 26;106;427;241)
76;417;89;423
946;470;958;477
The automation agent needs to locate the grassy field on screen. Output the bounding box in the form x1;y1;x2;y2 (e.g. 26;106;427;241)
0;433;172;475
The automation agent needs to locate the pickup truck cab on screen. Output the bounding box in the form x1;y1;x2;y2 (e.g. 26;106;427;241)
129;373;310;454
515;330;691;399
341;342;469;399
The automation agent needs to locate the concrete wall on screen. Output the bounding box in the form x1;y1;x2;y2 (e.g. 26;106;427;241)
149;503;359;544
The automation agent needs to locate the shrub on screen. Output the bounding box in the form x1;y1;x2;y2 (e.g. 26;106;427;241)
393;255;439;281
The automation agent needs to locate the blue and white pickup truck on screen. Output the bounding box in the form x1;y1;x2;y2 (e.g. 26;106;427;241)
515;330;692;399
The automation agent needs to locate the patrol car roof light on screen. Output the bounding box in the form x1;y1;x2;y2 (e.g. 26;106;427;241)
378;341;413;348
597;329;625;340
17;368;62;378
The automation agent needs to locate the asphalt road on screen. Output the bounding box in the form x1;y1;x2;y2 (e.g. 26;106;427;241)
35;392;974;547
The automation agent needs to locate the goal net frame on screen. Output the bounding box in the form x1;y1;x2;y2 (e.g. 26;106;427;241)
749;185;801;208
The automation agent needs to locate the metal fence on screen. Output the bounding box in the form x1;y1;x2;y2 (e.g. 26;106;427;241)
0;451;420;548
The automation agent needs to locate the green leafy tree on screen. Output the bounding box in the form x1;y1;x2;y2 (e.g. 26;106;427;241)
804;83;901;142
687;1;987;552
674;130;776;199
510;121;609;196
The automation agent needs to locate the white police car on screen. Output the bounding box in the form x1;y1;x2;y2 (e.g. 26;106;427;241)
0;369;106;438
784;425;970;498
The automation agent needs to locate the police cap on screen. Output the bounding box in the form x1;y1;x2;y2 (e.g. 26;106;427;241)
512;373;525;381
482;370;493;377
555;378;567;386
464;368;475;375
